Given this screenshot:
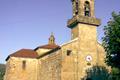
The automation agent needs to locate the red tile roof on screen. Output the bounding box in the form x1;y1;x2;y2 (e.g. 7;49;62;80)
6;49;39;60
35;44;60;50
6;44;60;61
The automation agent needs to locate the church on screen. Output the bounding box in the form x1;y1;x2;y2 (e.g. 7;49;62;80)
4;0;108;80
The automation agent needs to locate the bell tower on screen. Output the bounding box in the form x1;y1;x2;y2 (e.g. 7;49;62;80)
67;1;102;79
68;0;101;39
72;0;95;17
48;32;55;44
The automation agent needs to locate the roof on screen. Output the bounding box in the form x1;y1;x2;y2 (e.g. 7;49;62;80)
6;49;39;61
34;44;60;50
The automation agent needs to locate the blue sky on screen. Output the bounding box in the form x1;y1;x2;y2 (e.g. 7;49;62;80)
0;0;120;63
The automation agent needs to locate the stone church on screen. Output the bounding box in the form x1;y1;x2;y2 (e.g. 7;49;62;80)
4;0;107;80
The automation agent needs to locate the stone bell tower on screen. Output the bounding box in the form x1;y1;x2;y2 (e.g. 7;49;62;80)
68;0;101;39
48;32;55;44
67;0;102;79
71;0;95;17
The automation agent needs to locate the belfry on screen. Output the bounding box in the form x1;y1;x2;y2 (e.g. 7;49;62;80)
68;0;101;39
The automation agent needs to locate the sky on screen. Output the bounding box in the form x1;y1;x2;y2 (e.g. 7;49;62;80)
0;0;120;64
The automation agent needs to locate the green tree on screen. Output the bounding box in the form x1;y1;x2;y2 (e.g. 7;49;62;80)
82;66;112;80
102;12;120;69
0;64;5;80
111;68;120;80
102;12;120;80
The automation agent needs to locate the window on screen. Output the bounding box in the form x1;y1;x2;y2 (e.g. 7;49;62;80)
75;0;79;15
67;50;72;56
84;1;90;17
22;60;26;70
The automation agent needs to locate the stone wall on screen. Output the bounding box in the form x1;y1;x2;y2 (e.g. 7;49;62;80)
77;23;98;79
4;57;38;80
61;38;79;80
38;50;62;80
61;23;108;80
97;43;110;67
71;26;79;39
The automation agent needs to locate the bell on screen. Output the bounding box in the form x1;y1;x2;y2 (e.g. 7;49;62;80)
85;7;90;11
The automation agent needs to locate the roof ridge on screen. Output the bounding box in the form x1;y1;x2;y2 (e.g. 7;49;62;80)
34;43;60;50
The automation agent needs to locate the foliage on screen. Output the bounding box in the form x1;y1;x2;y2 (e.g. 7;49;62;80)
102;12;120;69
0;64;5;80
83;66;112;80
111;67;120;80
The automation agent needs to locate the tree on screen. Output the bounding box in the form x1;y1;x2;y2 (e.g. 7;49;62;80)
82;66;112;80
102;12;120;69
0;64;5;80
111;67;120;80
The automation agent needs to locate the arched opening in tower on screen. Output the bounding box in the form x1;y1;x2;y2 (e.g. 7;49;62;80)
84;1;90;17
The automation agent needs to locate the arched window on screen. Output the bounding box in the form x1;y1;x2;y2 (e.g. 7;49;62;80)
75;0;79;15
84;1;90;17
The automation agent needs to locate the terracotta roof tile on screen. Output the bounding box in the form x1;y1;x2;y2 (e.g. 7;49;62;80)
9;49;39;59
